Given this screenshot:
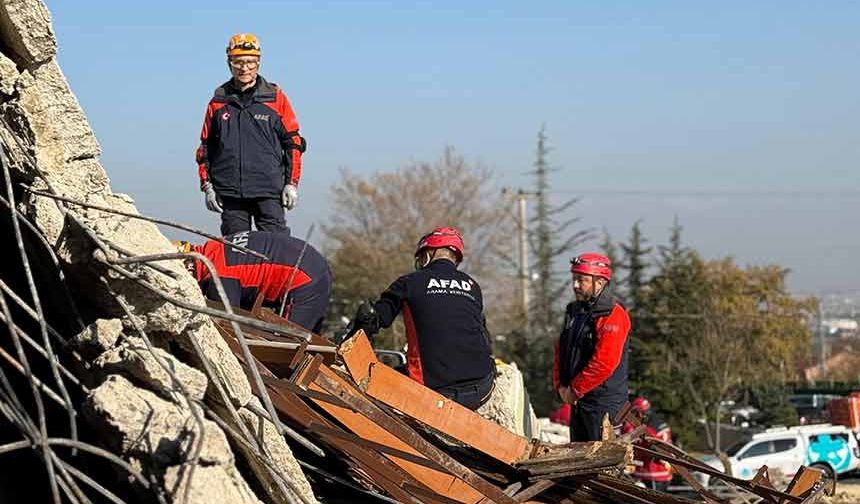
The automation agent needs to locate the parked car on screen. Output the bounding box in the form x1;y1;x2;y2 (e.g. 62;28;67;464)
696;424;860;495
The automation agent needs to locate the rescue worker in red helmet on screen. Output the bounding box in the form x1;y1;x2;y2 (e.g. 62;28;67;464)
553;252;632;441
350;227;496;410
196;33;306;235
622;396;673;491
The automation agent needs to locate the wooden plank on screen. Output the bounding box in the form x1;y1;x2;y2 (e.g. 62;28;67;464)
512;480;555;502
213;324;432;503
517;440;629;469
752;465;777;490
291;356;487;504
339;331;532;464
784;466;824;500
307;363;518;504
207;299;336;365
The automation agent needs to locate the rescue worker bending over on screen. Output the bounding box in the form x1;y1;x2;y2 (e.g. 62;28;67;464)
180;230;330;333
350;227;495;410
621;396;673;491
553;253;632;441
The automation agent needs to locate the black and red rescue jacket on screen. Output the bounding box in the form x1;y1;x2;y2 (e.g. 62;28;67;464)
373;259;494;390
553;289;631;406
194;231;330;330
196;76;306;198
622;412;673;482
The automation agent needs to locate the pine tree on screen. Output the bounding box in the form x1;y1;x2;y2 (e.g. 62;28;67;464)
529;125;589;330
518;126;590;415
619;220;652;312
598;227;619;269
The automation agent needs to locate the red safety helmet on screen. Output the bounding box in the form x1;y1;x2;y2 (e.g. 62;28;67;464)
570;252;612;280
632;396;651;413
415;226;465;261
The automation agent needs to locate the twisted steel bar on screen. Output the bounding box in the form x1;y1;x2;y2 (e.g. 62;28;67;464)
22;185;270;261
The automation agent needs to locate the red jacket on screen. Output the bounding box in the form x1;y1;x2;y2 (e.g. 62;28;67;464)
553;294;631;403
622;413;673;482
194;231;331;332
196;77;305;198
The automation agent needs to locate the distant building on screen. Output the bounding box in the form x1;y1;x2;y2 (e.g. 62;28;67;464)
823;318;859;338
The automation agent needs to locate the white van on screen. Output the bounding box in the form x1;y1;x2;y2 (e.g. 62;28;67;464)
697;424;860;494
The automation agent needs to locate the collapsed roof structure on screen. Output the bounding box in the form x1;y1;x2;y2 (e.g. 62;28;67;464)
0;1;832;502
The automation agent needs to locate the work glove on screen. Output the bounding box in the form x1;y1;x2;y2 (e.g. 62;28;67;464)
347;301;380;343
281;184;298;210
202;182;222;213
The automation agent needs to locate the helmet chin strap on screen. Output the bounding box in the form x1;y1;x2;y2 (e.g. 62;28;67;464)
582;277;609;306
414;249;437;270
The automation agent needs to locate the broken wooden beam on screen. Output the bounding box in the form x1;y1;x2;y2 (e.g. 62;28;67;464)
297;354;519;504
339;331;532;465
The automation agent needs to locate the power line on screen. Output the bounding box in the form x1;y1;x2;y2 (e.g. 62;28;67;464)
546;188;860;198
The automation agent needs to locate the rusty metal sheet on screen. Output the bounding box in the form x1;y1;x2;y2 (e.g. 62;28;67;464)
339;331;531;465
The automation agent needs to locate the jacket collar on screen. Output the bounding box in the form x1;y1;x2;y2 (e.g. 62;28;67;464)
214;75;277;104
426;259;458;272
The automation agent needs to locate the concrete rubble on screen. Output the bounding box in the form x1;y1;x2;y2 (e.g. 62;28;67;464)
0;1;315;502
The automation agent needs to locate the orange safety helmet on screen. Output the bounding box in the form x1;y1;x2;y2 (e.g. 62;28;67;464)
172;240;193;254
226;33;261;58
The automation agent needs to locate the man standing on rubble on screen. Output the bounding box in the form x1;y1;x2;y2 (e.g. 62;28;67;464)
349;227;496;411
553;253;631;441
178;230;331;333
195;33;307;235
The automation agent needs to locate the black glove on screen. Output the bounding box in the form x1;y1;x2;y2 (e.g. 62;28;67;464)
351;301;381;339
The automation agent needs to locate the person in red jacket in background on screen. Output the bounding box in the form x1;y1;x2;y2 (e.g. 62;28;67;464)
622;396;673;491
553;253;632;441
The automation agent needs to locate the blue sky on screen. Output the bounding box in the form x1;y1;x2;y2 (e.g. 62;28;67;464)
49;1;859;295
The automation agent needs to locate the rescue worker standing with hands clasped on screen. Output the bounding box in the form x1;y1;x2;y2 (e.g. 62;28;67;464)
553;253;631;441
196;33;306;235
349;227;496;411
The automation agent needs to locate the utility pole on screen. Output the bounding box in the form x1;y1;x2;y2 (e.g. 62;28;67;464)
516;190;530;325
818;307;827;380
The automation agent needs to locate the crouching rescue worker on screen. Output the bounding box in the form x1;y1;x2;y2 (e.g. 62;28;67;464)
553;253;631;441
178;230;330;333
349;227;495;410
622;396;673;491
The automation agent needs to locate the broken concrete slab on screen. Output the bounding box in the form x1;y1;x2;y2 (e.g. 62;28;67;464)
85;374;232;467
94;335;208;403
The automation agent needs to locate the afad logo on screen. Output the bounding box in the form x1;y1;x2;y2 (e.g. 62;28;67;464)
427;278;472;291
221;111;231;121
